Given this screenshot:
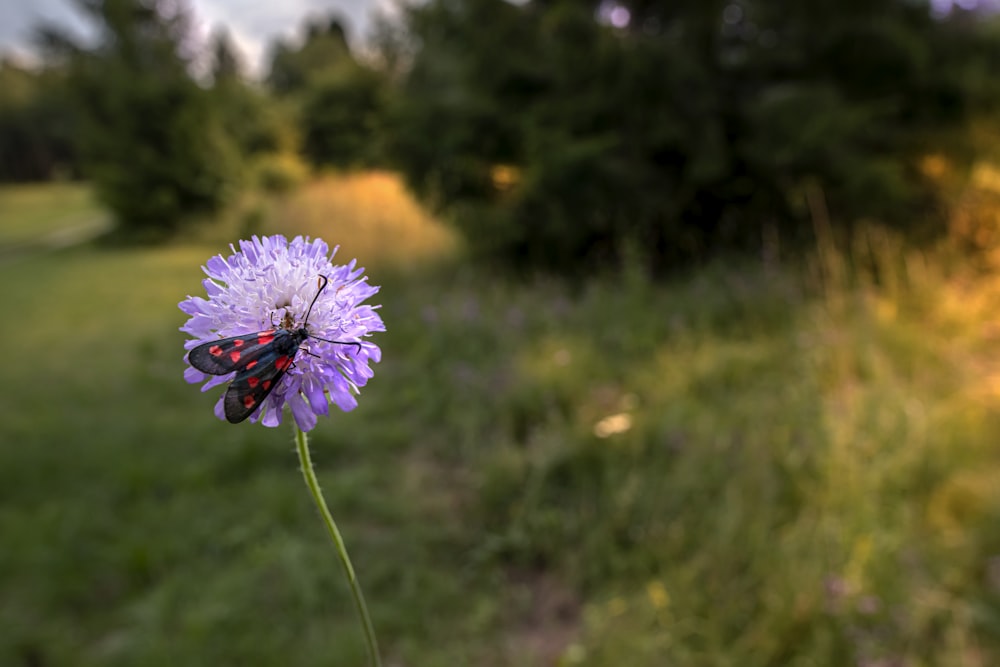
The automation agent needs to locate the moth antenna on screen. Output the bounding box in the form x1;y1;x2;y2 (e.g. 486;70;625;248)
309;336;362;355
303;275;330;326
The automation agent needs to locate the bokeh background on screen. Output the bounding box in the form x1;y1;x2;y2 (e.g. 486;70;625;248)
4;0;1000;665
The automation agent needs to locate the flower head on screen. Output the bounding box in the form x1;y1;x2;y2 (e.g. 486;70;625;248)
180;235;384;431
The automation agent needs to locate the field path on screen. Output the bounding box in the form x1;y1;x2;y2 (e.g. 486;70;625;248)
0;214;111;261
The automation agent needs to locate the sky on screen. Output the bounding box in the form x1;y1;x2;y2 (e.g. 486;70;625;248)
2;0;998;74
0;0;394;75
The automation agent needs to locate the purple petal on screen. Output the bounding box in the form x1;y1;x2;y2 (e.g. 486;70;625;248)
179;296;210;316
261;403;282;427
204;256;230;278
213;395;226;421
288;393;318;432
302;376;330;418
184;366;205;384
201;374;231;391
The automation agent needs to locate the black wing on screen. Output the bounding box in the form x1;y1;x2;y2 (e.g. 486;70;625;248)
221;339;299;423
188;330;282;375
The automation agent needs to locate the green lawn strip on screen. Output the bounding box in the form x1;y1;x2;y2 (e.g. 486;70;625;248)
0;182;109;251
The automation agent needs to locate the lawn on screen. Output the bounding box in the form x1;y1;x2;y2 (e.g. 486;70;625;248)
1;175;999;666
0;182;108;251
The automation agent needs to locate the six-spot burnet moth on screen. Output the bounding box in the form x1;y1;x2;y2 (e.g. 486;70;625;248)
187;275;359;423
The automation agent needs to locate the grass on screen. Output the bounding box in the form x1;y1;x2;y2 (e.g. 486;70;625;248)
2;175;1000;666
0;182;108;250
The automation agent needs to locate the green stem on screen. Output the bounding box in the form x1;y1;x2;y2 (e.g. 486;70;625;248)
294;425;381;667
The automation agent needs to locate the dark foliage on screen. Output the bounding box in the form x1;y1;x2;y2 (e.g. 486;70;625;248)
0;60;80;181
267;16;388;168
208;29;291;159
38;0;239;240
387;0;1000;273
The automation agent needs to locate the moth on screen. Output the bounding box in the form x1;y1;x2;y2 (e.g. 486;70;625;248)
187;275;357;423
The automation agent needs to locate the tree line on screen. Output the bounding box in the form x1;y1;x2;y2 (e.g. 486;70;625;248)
2;0;999;270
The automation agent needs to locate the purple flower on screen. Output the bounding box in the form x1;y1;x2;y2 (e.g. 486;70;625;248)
180;235;384;431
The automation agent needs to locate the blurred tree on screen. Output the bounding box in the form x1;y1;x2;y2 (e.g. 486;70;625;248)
208;29;294;158
388;0;1000;273
209;27;242;85
0;59;80;181
266;16;388;168
37;0;240;240
367;10;412;82
267;17;354;96
207;29;305;193
299;65;385;168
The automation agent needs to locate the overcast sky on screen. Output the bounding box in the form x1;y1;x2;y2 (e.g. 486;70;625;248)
0;0;393;75
2;0;997;75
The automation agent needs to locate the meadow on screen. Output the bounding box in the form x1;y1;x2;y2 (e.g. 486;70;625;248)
1;175;1000;666
0;182;109;252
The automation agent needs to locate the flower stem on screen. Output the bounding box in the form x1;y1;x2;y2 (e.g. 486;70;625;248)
294;425;381;667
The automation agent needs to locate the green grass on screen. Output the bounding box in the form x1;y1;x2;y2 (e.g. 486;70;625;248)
2;178;1000;666
0;182;108;250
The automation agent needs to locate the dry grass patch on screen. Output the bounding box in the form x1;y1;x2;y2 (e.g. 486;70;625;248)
271;171;459;271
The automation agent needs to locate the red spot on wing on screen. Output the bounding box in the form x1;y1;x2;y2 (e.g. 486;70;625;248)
257;331;276;345
229;350;241;363
246;360;258;370
275;355;292;371
209;345;223;357
247;377;259;388
233;339;245;347
263;380;272;390
243;395;256;409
